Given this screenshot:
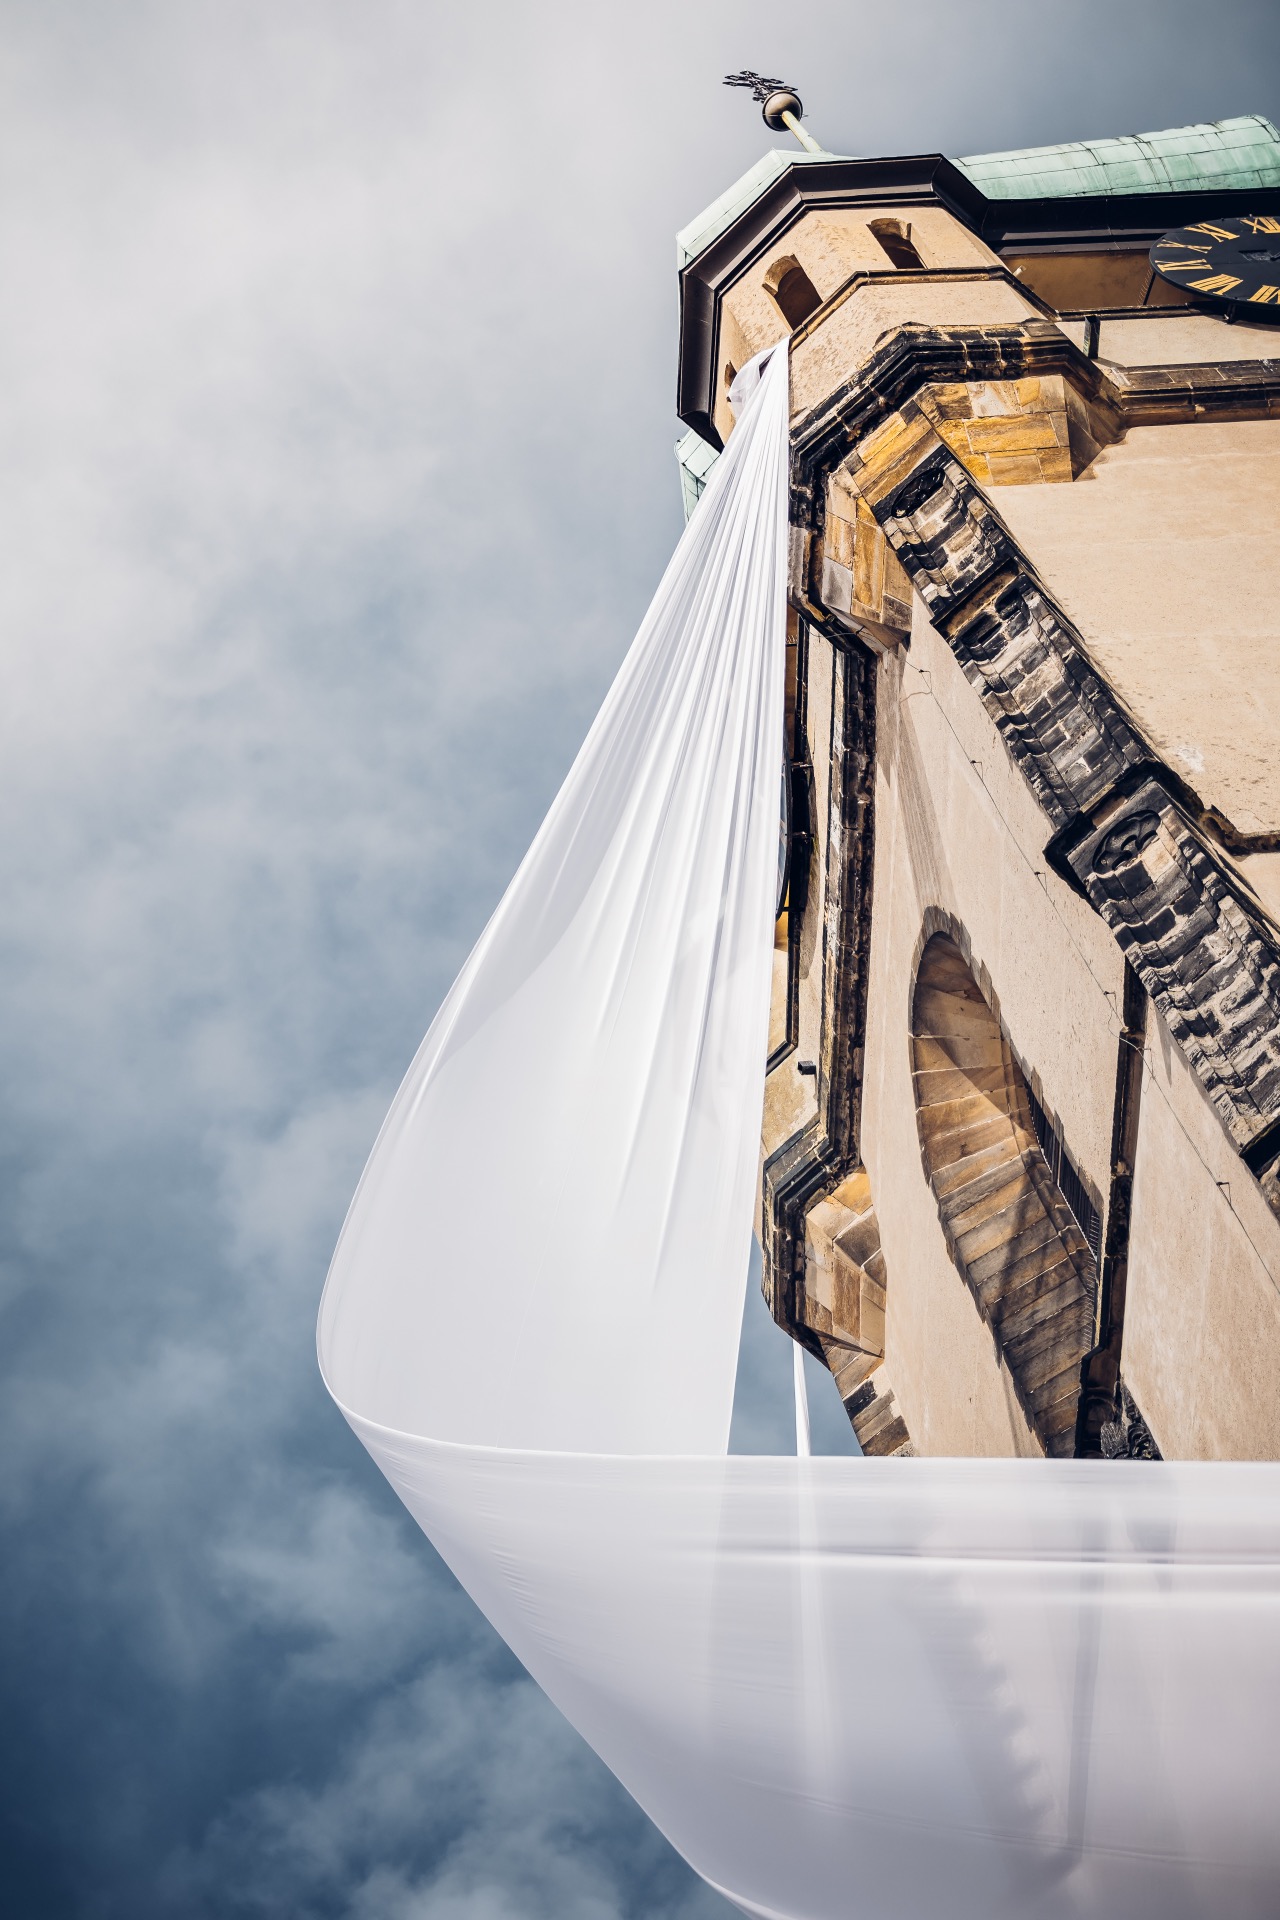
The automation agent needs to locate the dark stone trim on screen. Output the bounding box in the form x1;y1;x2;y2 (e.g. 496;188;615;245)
1103;1381;1162;1460
767;620;813;1072
761;627;878;1345
1243;1113;1280;1177
1076;962;1150;1457
981;184;1280;254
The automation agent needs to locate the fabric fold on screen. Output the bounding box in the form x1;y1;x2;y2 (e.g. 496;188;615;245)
319;342;1280;1920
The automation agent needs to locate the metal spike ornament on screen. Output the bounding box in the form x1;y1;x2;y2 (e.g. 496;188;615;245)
723;72;825;154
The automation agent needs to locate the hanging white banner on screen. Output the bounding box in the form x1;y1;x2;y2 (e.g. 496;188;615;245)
319;345;1280;1920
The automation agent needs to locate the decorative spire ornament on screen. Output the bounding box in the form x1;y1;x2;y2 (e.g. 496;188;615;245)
722;72;825;154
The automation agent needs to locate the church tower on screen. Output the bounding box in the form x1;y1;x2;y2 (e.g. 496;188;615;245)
677;112;1280;1460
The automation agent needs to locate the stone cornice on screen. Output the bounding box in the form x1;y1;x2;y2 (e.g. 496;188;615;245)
790;319;1280;525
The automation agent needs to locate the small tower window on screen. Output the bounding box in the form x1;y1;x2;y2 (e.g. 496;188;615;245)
764;255;822;329
868;219;925;270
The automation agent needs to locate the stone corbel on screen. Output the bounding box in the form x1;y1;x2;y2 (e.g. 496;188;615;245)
799;1167;914;1455
801;1167;887;1367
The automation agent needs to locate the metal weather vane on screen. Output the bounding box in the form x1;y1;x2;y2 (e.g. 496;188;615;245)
723;70;792;102
723;71;825;154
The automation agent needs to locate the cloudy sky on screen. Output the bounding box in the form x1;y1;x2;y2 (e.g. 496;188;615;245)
0;4;1276;1915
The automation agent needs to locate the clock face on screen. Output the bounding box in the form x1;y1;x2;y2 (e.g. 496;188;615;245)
1150;215;1280;311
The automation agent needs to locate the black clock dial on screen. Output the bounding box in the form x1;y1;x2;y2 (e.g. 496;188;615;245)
1150;215;1280;312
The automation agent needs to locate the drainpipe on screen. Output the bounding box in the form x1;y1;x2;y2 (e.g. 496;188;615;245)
1074;962;1148;1456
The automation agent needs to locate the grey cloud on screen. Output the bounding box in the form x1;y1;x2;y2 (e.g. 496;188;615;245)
0;2;1274;1915
161;1652;729;1920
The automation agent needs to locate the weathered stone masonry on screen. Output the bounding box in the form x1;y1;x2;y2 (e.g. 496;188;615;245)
791;321;1280;1219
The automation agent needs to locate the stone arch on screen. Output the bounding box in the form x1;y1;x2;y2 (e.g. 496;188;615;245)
910;928;1097;1455
763;255;822;330
868;217;925;270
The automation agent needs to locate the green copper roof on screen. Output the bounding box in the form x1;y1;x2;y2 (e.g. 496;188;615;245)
677;148;848;268
955;115;1280;199
677;117;1280;269
675;428;720;521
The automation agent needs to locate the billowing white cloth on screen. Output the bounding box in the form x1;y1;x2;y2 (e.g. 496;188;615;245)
319;345;1280;1918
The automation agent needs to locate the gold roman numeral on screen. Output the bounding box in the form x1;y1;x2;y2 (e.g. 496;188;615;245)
1158;260;1215;271
1188;273;1242;293
1186;222;1238;241
1242;215;1280;235
1249;284;1280;304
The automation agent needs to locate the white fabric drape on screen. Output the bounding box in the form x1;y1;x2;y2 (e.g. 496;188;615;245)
319;344;1280;1919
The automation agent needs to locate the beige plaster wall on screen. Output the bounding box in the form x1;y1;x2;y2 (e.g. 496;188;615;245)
860;605;1125;1456
789;279;1034;421
1098;312;1280;366
1237;849;1280;931
714;208;1013;443
996;419;1280;837
1125;1004;1280;1459
888;206;1002;272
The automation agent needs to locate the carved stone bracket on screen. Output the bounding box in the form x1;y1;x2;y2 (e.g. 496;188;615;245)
1065;781;1280;1202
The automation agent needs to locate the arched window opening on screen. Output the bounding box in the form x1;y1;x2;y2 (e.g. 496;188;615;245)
764;256;822;330
869;218;925;271
1024;1083;1103;1264
910;932;1097;1456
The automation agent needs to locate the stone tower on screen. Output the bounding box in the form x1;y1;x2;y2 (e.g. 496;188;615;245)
676;116;1280;1460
